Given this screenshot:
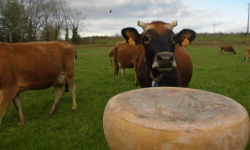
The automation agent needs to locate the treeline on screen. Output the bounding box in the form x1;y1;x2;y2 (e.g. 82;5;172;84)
0;0;86;43
196;32;248;37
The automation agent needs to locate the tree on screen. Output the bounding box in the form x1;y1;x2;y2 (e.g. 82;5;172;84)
0;0;25;43
68;9;86;43
23;0;54;41
52;0;67;40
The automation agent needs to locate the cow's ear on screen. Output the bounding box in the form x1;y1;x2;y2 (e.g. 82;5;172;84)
173;29;196;46
121;27;141;45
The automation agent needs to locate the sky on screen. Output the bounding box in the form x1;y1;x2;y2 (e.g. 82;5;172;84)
65;0;250;37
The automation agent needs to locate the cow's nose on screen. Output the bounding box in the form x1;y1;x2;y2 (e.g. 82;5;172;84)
156;53;174;68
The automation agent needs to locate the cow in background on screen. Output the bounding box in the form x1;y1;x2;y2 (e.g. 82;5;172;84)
246;47;250;62
121;20;196;88
0;41;76;126
112;41;144;86
220;46;236;55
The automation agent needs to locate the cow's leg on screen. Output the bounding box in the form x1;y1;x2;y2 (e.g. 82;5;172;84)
119;63;125;80
113;61;119;78
12;95;24;126
0;89;18;126
50;84;64;114
134;63;138;87
67;78;77;111
246;56;248;62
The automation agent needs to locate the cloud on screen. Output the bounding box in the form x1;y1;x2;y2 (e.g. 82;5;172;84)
64;0;248;37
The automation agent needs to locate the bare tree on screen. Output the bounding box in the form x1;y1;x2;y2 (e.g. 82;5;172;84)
39;0;56;41
0;0;25;43
68;9;87;43
23;0;53;41
52;0;67;40
0;0;87;43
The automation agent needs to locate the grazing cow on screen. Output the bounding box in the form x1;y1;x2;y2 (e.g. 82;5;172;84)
246;47;250;62
0;41;76;126
112;41;144;86
121;20;196;88
220;46;236;55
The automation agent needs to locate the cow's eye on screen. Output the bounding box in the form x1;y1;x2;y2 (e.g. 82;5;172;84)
144;35;150;42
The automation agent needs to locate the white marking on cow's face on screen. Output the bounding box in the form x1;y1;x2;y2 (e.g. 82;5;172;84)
152;55;177;70
172;60;177;68
152;61;160;69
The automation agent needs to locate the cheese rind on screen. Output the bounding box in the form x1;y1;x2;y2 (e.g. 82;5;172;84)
103;87;249;150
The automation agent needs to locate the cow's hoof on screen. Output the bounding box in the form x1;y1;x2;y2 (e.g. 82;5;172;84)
49;110;57;115
18;121;24;126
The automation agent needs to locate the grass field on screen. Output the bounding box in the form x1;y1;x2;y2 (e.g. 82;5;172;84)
0;42;250;149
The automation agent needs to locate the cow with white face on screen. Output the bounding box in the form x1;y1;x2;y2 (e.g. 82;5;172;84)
122;21;196;87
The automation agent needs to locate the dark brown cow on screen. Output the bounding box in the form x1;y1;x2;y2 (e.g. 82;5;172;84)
121;20;196;88
246;47;250;62
112;41;144;86
0;41;76;126
220;46;236;55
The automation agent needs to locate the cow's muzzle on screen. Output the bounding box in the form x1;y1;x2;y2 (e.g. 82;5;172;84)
152;52;176;72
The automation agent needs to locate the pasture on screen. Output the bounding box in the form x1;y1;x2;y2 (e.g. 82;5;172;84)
0;42;250;149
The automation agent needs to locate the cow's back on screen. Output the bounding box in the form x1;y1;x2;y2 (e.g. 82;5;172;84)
225;46;234;51
0;41;75;91
116;43;144;68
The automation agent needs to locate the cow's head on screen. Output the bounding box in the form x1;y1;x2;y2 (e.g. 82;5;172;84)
121;21;196;78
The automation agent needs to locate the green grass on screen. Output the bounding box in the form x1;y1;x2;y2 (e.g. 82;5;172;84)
0;43;250;149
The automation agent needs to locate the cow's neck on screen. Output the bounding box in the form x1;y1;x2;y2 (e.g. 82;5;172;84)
149;70;162;87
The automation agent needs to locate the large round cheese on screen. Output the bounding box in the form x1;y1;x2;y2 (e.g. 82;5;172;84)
103;87;249;150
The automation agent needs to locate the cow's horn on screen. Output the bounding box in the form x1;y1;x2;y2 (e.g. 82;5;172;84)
138;21;146;28
170;20;177;27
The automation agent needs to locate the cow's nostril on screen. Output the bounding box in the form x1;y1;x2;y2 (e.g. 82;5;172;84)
170;55;174;63
157;55;162;61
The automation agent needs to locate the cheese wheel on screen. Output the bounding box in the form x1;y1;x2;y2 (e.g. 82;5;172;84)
103;87;249;150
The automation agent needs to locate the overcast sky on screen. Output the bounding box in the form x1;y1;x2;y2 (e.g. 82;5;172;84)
66;0;250;37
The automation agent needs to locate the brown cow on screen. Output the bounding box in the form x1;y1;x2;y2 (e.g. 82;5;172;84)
109;41;126;66
112;41;144;86
246;48;250;62
0;41;76;126
220;46;236;55
121;20;196;88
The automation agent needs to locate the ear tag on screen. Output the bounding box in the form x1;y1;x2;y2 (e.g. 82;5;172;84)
182;37;189;46
128;36;136;46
